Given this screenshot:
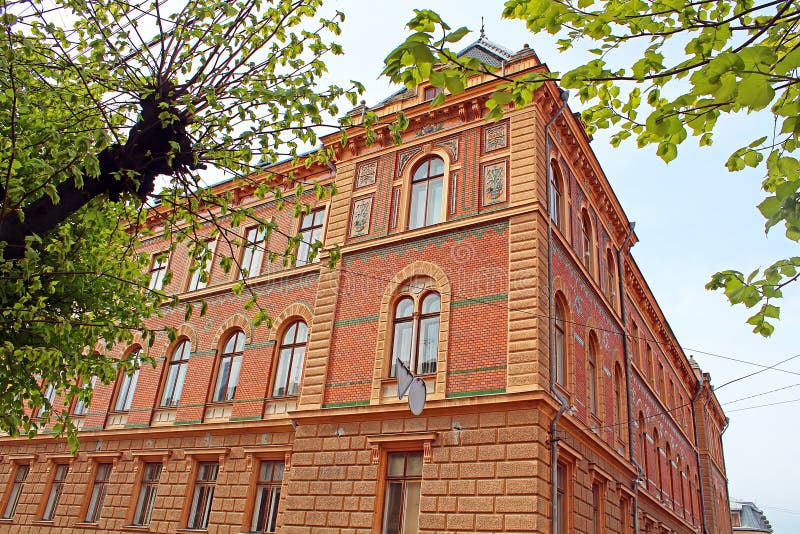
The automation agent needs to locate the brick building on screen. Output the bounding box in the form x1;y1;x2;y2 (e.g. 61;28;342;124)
0;37;730;533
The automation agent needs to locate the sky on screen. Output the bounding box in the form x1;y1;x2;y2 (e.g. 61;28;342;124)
321;1;800;530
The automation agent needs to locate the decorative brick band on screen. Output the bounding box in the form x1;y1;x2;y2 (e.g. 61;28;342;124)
322;400;370;409
325;379;372;388
447;364;507;375
333;315;379;328
451;292;508;308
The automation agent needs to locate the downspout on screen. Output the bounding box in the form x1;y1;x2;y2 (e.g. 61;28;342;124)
691;376;710;534
545;88;569;534
616;223;640;533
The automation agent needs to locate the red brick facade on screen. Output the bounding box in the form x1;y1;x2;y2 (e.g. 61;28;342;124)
0;39;730;533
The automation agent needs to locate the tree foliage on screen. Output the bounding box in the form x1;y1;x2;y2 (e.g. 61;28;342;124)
384;3;800;336
0;0;362;447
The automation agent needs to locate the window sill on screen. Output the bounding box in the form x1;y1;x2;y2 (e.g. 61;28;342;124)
175;529;208;533
31;520;55;526
0;519;13;524
73;522;100;529
120;525;152;532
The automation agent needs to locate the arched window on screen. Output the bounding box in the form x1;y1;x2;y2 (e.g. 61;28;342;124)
587;333;598;415
409;157;444;229
677;459;685;516
639;412;648;489
212;331;245;402
391;291;440;376
554;297;567;388
273;321;308;397
666;442;675;509
549;160;564;231
614;363;625;439
580;209;593;272
653;428;662;495
112;349;141;413
161;339;191;407
605;249;616;305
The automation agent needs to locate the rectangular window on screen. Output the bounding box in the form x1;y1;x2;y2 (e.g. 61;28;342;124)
620;495;631;534
148;253;169;291
113;370;139;412
240;226;266;279
381;452;422;534
188;239;216;291
133;462;162;526
187;462;218;530
630;323;639;366
296;208;325;266
42;464;69;521
2;464;30;519
250;461;284;533
645;344;653;383
85;463;112;523
591;482;604;534
658;362;666;399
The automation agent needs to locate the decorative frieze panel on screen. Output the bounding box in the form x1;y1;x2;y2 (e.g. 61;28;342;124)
481;160;508;207
483;121;508;152
349;195;373;238
397;146;423;176
355;160;378;189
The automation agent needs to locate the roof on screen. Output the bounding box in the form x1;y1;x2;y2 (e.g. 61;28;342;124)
456;33;515;68
731;500;773;532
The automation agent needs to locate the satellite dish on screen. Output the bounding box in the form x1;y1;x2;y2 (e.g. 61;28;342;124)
395;359;413;400
407;378;427;415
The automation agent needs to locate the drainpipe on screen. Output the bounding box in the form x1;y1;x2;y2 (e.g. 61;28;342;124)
691;375;710;534
545;88;569;534
615;223;641;533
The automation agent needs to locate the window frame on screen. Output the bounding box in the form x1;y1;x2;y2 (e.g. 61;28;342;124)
148;251;170;291
549;159;565;232
1;462;31;519
580;209;594;273
185;461;219;530
111;366;140;414
271;320;308;398
591;481;605;534
239;226;267;279
554;296;568;390
187;238;217;292
131;461;163;527
554;459;573;534
587;333;599;416
408;157;445;230
613;364;625;440
160;339;191;408
41;463;69;521
379;451;423;534
296;207;326;266
248;459;284;533
389;291;441;377
604;249;616;305
212;331;246;403
83;463;113;524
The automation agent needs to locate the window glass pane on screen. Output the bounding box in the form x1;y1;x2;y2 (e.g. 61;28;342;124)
381;482;403;534
417;317;439;375
391;322;413;377
214;358;231;401
395;297;414;318
409;182;427;230
421;293;440;314
295;322;308;343
429;157;444;176
226;355;243;400
273;348;292;397
425;177;443;225
313;208;326;227
403;480;421;534
287;347;305;397
388;454;406;477
412;163;429;182
283;323;298;344
405;454;423;476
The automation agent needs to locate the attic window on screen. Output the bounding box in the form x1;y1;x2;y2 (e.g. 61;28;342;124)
424;87;443;101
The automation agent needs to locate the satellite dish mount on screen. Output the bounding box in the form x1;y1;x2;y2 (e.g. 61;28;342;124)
395;359;427;416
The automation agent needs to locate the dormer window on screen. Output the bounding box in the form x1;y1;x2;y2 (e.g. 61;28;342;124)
424;87;443;101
